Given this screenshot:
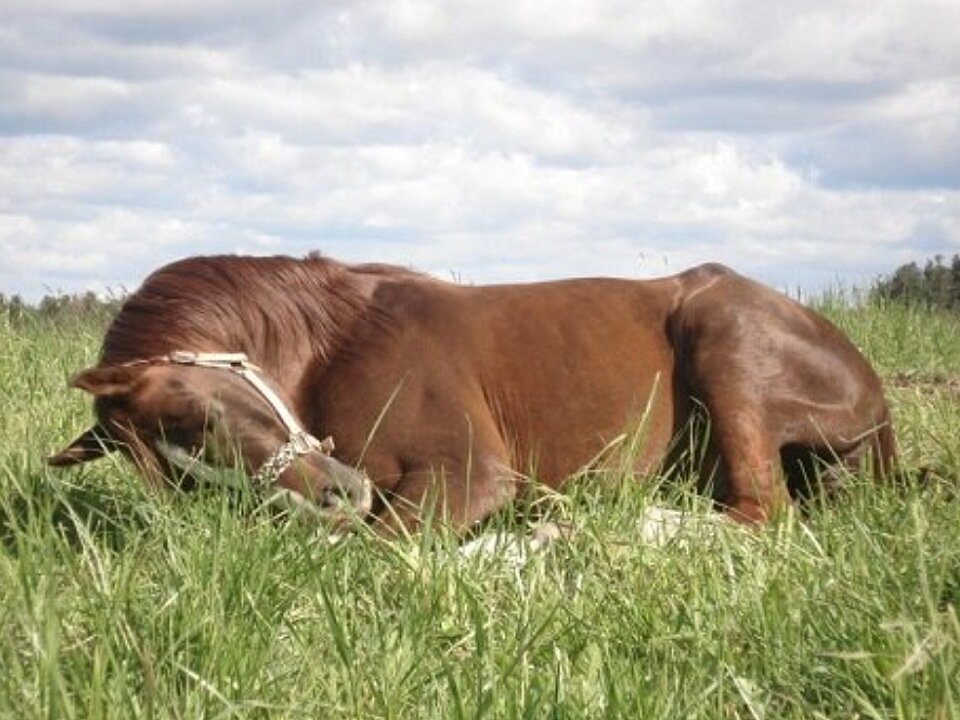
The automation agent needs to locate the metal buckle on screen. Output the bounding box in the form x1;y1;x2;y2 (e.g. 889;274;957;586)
168;351;250;366
289;432;315;455
169;350;199;364
288;432;335;456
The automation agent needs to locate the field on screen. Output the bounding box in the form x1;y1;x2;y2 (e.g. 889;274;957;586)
2;300;959;719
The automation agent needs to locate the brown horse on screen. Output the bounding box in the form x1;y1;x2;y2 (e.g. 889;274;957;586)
49;254;897;534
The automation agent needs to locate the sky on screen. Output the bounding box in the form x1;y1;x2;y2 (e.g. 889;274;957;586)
1;0;958;301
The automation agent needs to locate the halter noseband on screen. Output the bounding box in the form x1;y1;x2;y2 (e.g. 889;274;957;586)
154;351;334;491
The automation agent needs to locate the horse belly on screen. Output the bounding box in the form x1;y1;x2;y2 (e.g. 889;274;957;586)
513;343;678;487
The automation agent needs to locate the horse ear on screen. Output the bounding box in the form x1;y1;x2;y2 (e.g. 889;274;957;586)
70;365;141;397
47;425;117;466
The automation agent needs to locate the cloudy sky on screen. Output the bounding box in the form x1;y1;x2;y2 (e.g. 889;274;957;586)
1;0;958;300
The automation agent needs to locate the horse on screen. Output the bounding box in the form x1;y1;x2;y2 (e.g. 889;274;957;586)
49;254;897;534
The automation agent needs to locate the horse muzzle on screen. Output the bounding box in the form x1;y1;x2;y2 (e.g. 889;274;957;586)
270;452;374;527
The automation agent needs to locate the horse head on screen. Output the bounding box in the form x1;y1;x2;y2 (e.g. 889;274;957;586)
48;351;372;527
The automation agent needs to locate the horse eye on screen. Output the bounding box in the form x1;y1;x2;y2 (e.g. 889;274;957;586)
156;421;203;453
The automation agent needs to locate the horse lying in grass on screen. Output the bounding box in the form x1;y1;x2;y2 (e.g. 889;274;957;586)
49;254;897;535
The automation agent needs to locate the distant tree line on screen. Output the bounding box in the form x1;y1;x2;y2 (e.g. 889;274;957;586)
872;254;960;311
3;255;960;324
0;291;123;325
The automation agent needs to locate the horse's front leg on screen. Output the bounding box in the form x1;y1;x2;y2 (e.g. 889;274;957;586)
371;451;516;537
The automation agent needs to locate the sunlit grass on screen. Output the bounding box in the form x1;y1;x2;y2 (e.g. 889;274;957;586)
1;303;959;718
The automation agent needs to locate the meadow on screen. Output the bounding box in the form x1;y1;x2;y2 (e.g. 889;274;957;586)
1;298;959;719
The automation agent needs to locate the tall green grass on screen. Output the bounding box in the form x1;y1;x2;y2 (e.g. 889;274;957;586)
1;303;958;719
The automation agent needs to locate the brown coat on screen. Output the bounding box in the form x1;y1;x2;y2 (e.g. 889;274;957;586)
50;255;895;533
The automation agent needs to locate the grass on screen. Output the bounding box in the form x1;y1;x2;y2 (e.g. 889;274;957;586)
1;303;959;719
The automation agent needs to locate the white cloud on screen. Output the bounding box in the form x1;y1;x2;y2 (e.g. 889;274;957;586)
0;0;958;300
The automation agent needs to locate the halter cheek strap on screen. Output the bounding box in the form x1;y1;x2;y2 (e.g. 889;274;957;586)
161;351;335;491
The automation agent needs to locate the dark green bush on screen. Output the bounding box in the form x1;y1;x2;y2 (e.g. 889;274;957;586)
872;254;960;311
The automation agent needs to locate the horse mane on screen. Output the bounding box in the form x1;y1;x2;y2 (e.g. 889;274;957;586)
308;250;428;280
101;253;422;367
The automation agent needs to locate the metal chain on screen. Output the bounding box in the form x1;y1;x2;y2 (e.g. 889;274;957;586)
250;432;335;493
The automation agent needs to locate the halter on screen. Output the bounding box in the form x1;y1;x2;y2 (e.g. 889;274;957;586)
151;351;334;491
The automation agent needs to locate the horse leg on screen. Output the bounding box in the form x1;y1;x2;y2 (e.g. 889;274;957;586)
371;450;516;537
709;409;790;524
821;443;870;496
782;402;894;499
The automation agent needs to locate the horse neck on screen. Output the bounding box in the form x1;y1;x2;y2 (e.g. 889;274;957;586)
234;272;369;403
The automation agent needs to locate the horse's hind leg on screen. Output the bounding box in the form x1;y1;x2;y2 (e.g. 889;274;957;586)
782;441;870;502
773;374;895;492
706;408;791;523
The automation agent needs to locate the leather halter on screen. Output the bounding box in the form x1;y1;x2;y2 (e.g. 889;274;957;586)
147;351;334;491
